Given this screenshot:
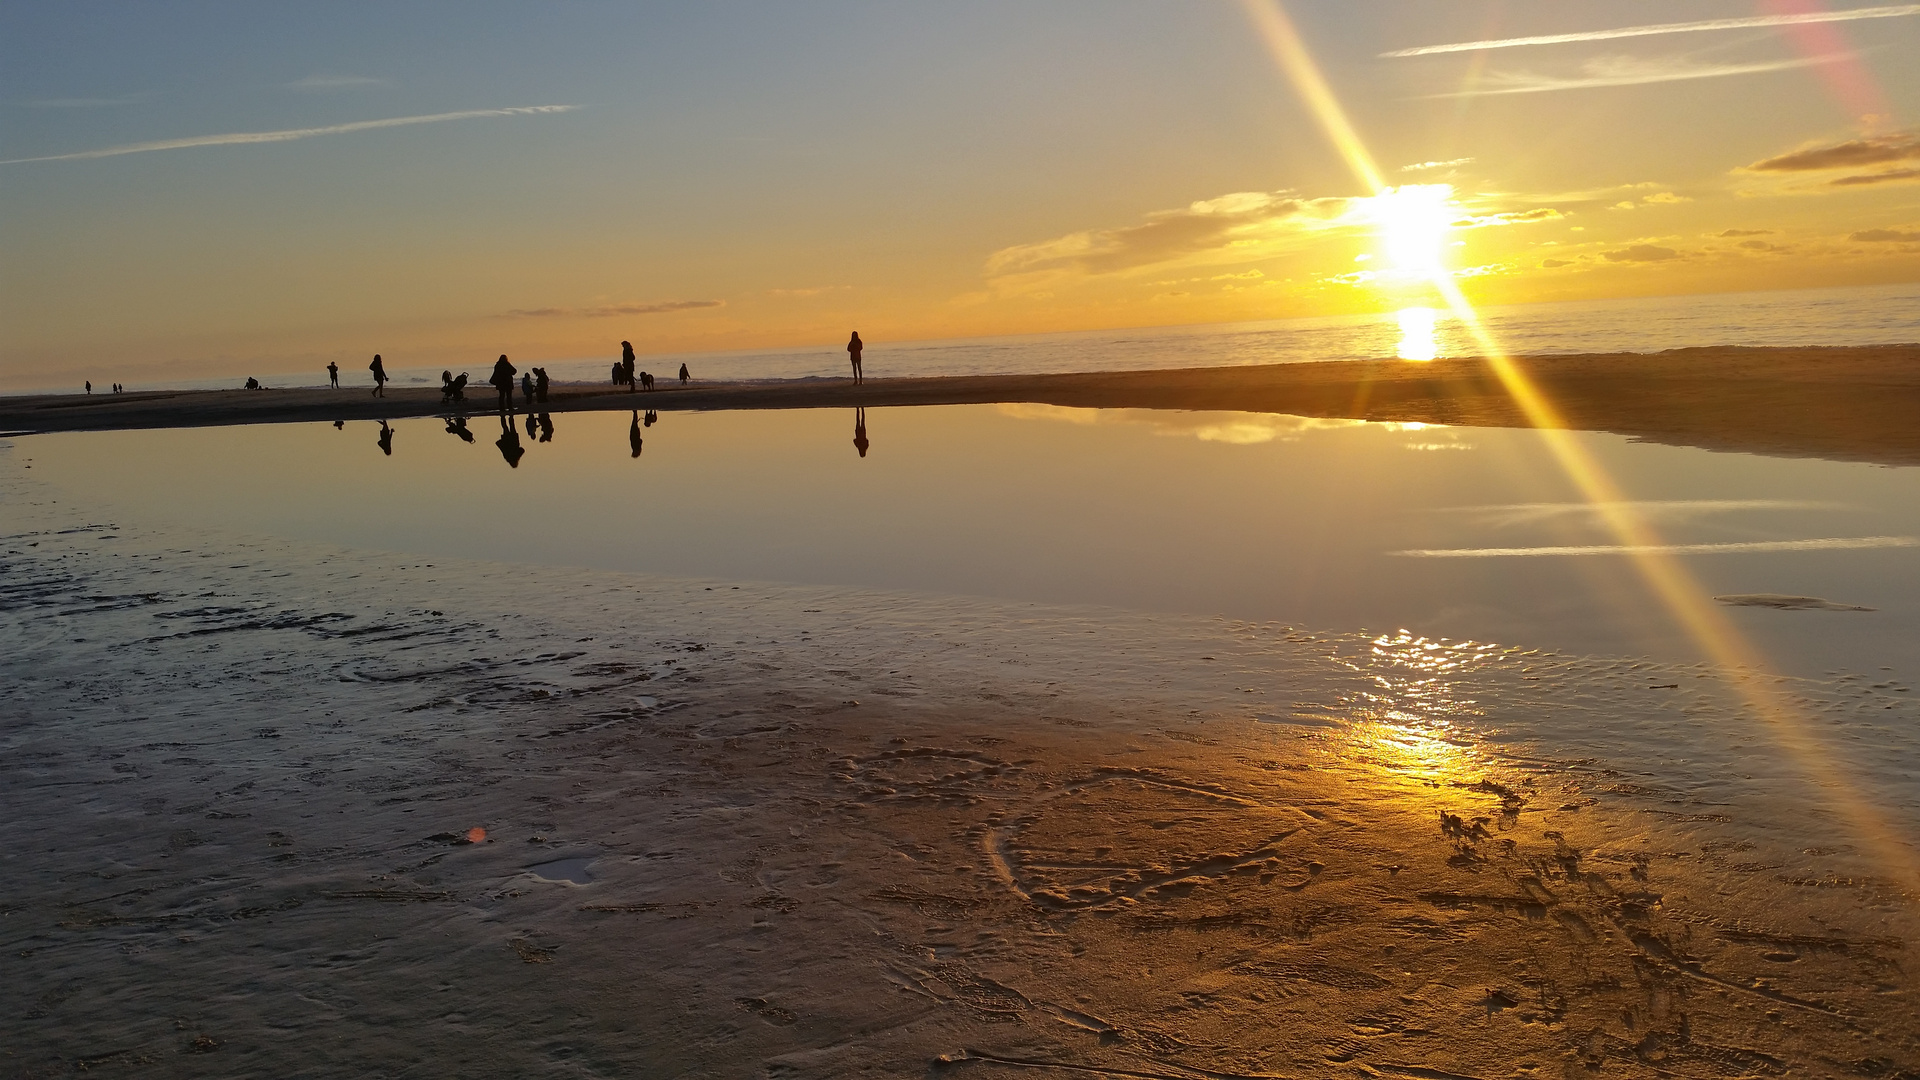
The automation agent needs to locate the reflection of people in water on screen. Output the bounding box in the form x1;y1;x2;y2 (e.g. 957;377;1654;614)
524;411;537;438
621;341;637;393
629;412;643;458
370;354;388;397
334;419;345;430
643;410;657;428
847;331;863;384
853;406;869;458
377;420;394;456
489;354;516;412
536;413;554;442
496;414;525;468
678;362;690;385
444;416;475;443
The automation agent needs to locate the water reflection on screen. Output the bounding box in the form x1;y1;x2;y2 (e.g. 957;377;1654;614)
376;420;394;457
643;410;657;428
853;407;870;458
496;414;525;468
536;414;554;443
629;412;643;459
444;416;475;443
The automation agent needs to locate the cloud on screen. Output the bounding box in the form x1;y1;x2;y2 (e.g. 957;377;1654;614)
1380;4;1920;57
1738;239;1784;251
502;300;722;319
1718;228;1772;237
1394;536;1916;558
1642;191;1691;204
1832;167;1920;187
1453;207;1563;227
1603;244;1680;262
1402;157;1473;171
767;286;850;298
0;104;577;164
1748;132;1920;172
1851;227;1920;241
1431;52;1850;97
287;75;389;91
983;191;1348;283
1540;258;1572;268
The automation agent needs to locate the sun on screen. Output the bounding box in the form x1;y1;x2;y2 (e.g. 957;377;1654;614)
1368;183;1455;277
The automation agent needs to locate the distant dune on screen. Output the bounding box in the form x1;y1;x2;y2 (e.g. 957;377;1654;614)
5;344;1918;467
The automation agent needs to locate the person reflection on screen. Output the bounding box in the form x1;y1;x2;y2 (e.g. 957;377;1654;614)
377;420;394;457
536;413;554;443
629;411;643;459
334;419;345;430
444;415;475;443
853;406;869;458
496;414;526;468
643;409;657;428
524;411;538;439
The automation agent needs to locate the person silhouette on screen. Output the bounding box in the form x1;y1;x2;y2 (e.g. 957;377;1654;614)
629;412;643;458
621;341;637;393
520;372;534;408
85;381;92;395
377;419;394;456
536;413;554;442
534;367;549;403
678;362;690;385
328;361;340;389
524;411;538;438
370;354;389;397
496;414;525;468
444;416;475;443
489;354;516;413
847;331;864;384
853;406;870;458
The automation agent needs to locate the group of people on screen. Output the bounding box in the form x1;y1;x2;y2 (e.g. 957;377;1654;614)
610;341;693;392
83;381;128;394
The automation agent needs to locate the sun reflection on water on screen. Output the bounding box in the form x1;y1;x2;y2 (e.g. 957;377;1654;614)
1330;631;1506;779
1395;306;1438;361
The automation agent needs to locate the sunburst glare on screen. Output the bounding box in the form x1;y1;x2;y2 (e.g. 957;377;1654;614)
1395;306;1439;361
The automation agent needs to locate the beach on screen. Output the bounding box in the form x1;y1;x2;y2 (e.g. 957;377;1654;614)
7;344;1920;467
4;432;1918;1078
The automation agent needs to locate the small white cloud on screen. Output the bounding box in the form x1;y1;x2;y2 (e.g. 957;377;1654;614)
1642;191;1691;203
1402;157;1474;172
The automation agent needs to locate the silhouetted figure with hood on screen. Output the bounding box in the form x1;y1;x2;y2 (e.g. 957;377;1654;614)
853;407;869;458
377;419;394;456
496;414;525;468
847;331;864;384
678;362;690;385
489;355;516;412
621;341;637;393
629;412;643;458
328;361;340;389
534;367;550;403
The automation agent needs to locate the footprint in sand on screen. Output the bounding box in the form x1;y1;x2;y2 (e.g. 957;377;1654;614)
526;855;596;885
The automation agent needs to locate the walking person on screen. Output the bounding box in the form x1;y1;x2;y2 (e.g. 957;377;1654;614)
369;354;389;397
489;354;517;413
678;362;690;385
621;341;637;394
847;331;864;384
328;361;340;389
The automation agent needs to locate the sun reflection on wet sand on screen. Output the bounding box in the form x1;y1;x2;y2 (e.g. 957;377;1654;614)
1395;306;1439;361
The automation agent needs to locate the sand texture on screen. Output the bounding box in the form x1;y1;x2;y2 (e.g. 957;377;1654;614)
5;344;1920;467
3;454;1917;1078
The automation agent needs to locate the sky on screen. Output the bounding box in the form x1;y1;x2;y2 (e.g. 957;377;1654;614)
4;1;1920;387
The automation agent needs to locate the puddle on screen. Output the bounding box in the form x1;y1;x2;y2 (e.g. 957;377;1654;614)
526;856;595;885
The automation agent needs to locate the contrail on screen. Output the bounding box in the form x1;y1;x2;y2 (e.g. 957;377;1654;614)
1393;536;1918;558
1381;4;1920;57
0;105;577;164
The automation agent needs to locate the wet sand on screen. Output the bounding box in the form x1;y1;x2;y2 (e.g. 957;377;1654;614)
4;455;1917;1078
7;343;1920;466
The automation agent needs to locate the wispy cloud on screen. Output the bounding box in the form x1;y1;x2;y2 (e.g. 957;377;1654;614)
985;191;1343;284
0;104;577;165
1381;4;1920;57
1437;499;1840;528
288;75;389;91
1832;168;1920;186
1748;132;1920;171
1430;52;1848;97
767;286;851;298
1603;243;1682;262
1394;536;1915;558
1401;157;1473;172
502;300;723;318
1852;227;1920;241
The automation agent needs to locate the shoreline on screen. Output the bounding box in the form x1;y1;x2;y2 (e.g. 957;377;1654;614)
5;343;1919;466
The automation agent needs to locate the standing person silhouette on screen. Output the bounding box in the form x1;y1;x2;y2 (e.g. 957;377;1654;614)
621;341;637;393
847;331;864;384
853;406;869;458
369;354;389;397
328;361;340;389
85;381;92;395
489;354;516;413
678;362;690;385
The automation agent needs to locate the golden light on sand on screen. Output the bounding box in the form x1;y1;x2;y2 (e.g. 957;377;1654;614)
1394;306;1438;362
